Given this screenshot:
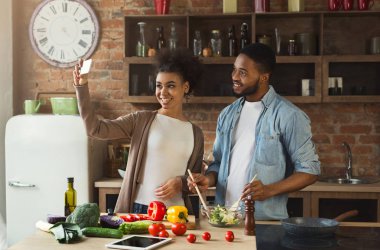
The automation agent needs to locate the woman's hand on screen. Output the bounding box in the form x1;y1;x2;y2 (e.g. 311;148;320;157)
187;173;210;193
154;176;182;200
73;59;88;86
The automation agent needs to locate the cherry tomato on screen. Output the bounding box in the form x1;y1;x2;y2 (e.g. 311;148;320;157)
148;224;161;237
157;223;166;232
225;231;234;242
202;232;211;241
159;230;169;238
171;223;187;236
187;233;196;243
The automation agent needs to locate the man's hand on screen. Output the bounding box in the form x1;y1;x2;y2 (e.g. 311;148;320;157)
241;180;271;201
187;173;210;193
154;176;182;200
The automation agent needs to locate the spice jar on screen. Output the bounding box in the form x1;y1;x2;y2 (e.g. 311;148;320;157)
288;39;296;56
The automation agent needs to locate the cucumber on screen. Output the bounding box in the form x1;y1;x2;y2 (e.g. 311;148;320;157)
118;220;153;234
82;227;123;238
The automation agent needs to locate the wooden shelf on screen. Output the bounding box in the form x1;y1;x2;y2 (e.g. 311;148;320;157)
124;12;380;104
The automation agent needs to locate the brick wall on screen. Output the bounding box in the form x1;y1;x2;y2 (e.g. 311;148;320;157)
14;0;380;177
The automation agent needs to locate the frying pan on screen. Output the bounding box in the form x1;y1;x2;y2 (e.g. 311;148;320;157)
281;210;359;237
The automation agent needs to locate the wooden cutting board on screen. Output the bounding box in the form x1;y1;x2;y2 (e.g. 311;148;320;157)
113;213;196;230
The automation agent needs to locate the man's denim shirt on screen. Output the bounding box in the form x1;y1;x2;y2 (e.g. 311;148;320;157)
207;86;320;220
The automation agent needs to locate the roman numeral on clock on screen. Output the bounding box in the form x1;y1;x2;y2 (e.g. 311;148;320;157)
39;37;48;46
48;46;55;56
82;30;91;35
78;40;88;48
80;17;89;24
61;50;65;59
50;5;57;14
62;2;68;13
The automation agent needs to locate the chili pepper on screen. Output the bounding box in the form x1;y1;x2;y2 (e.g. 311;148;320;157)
147;201;166;221
166;206;188;224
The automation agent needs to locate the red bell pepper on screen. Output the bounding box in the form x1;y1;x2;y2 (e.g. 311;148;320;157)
147;201;166;221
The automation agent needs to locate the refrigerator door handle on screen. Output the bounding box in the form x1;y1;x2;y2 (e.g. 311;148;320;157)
8;181;36;188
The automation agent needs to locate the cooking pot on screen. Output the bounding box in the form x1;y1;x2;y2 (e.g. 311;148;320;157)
50;97;79;115
281;210;358;237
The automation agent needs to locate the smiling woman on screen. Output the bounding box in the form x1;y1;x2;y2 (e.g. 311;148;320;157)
72;48;204;214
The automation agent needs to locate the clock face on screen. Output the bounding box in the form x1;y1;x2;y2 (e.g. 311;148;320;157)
29;0;99;68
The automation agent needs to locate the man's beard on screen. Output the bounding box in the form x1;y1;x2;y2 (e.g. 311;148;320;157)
232;79;260;98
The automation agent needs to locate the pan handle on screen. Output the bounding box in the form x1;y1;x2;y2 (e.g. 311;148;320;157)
334;209;359;222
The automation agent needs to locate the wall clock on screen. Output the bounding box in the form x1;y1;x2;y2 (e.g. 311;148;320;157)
29;0;100;68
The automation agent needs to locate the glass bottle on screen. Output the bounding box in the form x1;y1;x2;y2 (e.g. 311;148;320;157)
168;22;178;51
64;177;77;216
136;22;147;57
211;30;222;57
240;23;250;50
228;25;238;57
193;30;202;56
156;26;166;50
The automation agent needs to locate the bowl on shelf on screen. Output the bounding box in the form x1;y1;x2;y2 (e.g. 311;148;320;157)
201;204;243;228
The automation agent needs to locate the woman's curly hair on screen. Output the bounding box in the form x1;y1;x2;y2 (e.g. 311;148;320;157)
155;48;203;96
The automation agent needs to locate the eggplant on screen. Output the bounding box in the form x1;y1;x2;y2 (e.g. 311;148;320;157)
99;215;124;229
47;214;66;224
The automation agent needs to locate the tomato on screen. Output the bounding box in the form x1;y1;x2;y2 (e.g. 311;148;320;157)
171;223;187;236
202;232;211;241
225;231;234;242
187;234;196;243
157;223;166;232
148;224;161;237
159;230;169;238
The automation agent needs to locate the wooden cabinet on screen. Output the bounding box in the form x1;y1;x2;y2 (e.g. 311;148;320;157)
124;11;380;104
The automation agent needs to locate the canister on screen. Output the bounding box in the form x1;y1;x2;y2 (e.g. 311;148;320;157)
288;0;305;12
295;33;317;55
370;37;380;54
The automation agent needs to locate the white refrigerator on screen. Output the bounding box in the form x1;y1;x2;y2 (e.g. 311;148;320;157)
5;115;106;246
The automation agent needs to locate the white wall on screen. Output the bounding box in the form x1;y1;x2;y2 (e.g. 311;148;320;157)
0;0;13;233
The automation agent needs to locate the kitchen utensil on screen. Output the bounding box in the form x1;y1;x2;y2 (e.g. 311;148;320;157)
24;100;41;114
357;0;374;10
50;97;79;115
328;0;341;11
281;209;359;237
295;33;317;55
187;169;210;219
229;174;257;212
254;0;270;13
342;0;354;10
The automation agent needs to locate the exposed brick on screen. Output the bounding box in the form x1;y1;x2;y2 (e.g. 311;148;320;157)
312;134;330;144
352;145;373;155
359;135;380;144
102;19;124;30
332;135;356;144
340;125;372;134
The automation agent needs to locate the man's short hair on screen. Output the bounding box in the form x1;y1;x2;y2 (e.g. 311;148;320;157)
240;43;276;74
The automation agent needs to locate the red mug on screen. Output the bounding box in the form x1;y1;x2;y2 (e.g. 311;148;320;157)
154;0;170;14
342;0;354;10
254;0;270;13
357;0;374;10
328;0;342;11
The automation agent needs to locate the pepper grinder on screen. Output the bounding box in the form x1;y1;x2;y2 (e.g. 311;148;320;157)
244;195;255;236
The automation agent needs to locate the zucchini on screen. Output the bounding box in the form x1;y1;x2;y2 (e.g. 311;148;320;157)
82;227;123;238
119;220;153;234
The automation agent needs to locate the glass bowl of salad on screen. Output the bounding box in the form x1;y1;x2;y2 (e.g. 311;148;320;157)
201;205;243;227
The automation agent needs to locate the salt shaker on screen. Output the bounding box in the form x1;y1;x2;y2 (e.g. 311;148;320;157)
244;195;255;236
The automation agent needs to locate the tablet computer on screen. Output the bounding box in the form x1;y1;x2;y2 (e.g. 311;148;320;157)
105;235;172;250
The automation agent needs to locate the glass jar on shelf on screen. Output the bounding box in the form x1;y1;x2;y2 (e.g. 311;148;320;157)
211;29;222;57
136;22;147;57
193;30;202;56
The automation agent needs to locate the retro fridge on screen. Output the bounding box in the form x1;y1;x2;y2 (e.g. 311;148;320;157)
5;115;106;245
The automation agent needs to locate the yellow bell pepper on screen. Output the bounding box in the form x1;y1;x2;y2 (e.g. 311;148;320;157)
166;206;188;224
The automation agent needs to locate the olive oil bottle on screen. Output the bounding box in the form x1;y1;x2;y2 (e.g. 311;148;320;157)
64;177;77;216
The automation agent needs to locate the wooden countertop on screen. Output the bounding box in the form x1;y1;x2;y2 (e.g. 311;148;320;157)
8;217;256;250
95;178;380;193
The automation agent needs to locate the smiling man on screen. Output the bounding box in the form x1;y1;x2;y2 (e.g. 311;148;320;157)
189;43;320;220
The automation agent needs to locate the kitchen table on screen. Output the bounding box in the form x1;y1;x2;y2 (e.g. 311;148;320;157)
8;216;256;250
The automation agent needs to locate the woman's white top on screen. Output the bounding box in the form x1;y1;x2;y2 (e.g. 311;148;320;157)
135;114;194;207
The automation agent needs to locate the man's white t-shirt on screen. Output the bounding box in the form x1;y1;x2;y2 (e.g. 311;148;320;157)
135;114;193;207
225;100;263;206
